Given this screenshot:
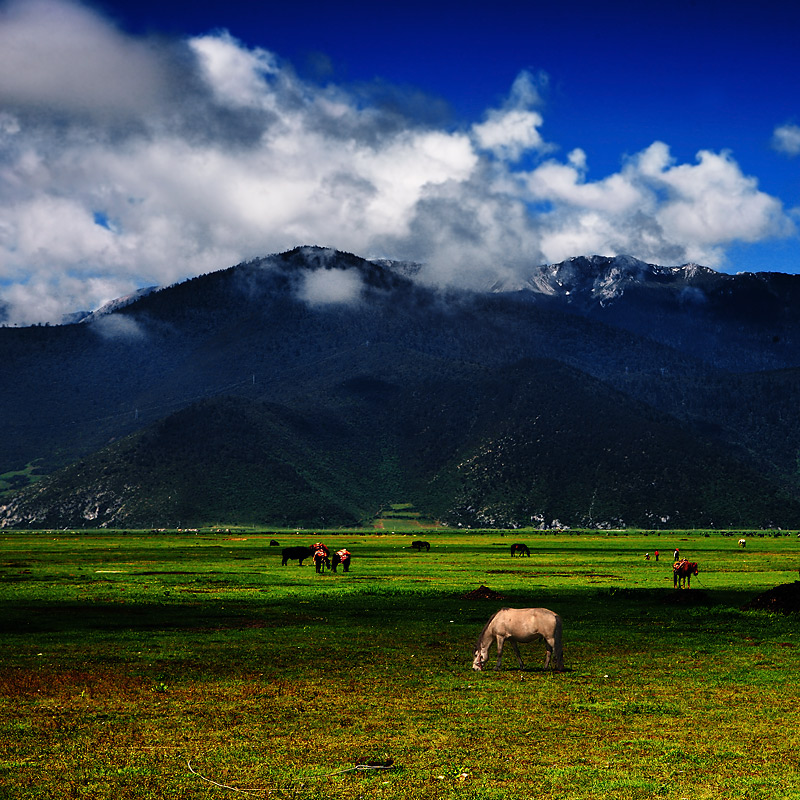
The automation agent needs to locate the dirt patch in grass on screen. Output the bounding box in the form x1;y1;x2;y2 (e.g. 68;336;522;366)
461;585;506;600
741;581;800;614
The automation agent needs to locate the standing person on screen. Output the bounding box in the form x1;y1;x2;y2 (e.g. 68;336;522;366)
673;548;680;562
655;550;659;561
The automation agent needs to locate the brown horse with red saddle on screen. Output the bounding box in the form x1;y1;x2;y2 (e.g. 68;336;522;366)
673;558;699;588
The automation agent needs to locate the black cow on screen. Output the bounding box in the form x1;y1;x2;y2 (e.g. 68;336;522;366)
281;546;314;566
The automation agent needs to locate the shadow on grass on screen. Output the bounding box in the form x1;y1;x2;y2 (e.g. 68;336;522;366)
0;586;774;638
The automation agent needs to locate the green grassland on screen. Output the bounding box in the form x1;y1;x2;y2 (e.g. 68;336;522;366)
0;462;43;501
1;529;799;799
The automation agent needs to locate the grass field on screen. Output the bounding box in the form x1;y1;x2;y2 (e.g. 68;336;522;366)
1;528;799;799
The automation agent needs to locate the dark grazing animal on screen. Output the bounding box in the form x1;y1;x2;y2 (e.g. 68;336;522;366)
673;559;699;588
281;546;314;566
331;549;352;572
510;543;530;557
411;540;430;551
472;607;564;672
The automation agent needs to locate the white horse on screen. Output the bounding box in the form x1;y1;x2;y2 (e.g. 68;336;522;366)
472;607;564;672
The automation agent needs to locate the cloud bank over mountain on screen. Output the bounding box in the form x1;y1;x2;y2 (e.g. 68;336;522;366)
0;0;795;324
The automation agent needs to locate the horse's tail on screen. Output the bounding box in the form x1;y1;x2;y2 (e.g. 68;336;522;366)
552;612;565;670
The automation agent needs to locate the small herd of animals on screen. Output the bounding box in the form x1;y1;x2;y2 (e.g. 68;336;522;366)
272;537;713;673
279;541;352;572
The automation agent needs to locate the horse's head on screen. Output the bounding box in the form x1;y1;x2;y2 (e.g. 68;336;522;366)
691;563;699;576
472;648;487;671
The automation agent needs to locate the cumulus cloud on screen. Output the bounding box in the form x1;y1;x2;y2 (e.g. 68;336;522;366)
0;0;795;324
472;71;551;162
772;123;800;156
522;142;791;266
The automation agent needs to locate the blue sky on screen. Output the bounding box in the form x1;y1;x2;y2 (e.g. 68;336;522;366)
0;0;798;323
95;0;800;191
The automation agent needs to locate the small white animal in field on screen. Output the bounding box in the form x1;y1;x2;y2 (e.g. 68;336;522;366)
472;607;563;672
738;538;746;548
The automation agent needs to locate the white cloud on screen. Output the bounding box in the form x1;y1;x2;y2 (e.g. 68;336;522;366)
473;108;548;161
0;0;172;117
297;266;365;307
772;123;800;156
518;142;792;266
649;148;789;247
89;313;146;340
191;31;279;109
472;69;551;162
0;0;795;324
525;153;644;214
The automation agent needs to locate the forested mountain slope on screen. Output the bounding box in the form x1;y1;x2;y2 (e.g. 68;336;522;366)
2;247;799;528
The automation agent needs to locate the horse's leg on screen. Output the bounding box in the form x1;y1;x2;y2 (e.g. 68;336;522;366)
495;636;505;670
543;640;552;670
510;640;525;669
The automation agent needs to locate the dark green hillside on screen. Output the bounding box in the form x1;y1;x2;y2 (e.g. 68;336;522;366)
0;248;713;479
4;247;800;528
410;360;800;529
4;356;799;529
0;397;378;528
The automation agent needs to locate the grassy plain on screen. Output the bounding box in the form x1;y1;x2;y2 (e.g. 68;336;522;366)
1;528;799;799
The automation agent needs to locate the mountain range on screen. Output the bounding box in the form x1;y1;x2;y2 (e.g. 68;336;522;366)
2;246;800;529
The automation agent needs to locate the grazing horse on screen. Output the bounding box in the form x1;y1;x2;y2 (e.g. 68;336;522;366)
738;538;747;548
473;607;563;672
510;543;530;557
331;549;352;573
673;559;699;588
269;540;280;546
281;546;314;566
411;540;430;551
